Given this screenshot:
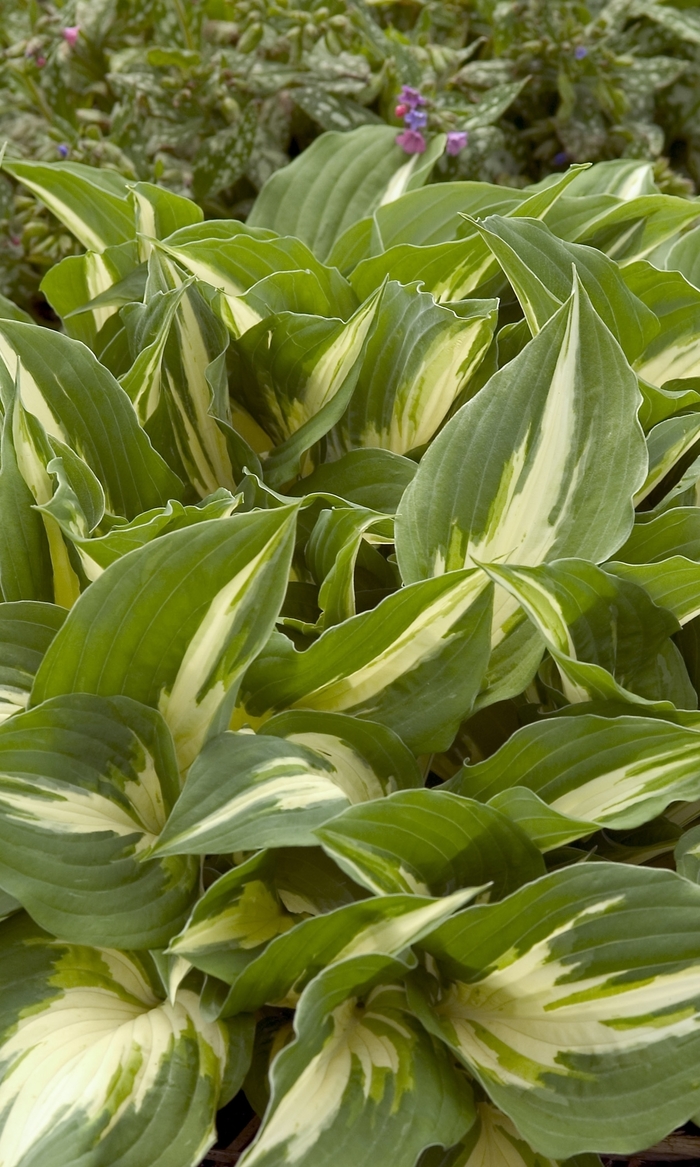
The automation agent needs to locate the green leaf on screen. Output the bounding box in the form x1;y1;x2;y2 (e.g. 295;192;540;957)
635;413;700;504
241;569;493;753
32;507;299;771
0;912;241;1167
315;788;545;898
419;1100;577;1167
0;319;183;519
2;158;134;251
614;506;700;562
414;863;700;1156
467;215;659;361
241;956;475;1167
666;222;700;289
0;693;197;947
450;712;700;831
0;394;53;603
625;261;700;386
154;710;420;855
481;558;694;708
606;556;700;626
487;787;596;852
396;278;646;582
247;125;444;261
0;601;65;722
289;448;416;513
40;242;144;352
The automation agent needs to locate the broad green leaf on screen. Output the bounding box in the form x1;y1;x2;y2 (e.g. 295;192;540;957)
536;158;657;198
450;713;700;830
419;1101;574;1167
302;504;395;628
482;558;694;708
155;711;419;855
675;823;700;882
315;788;545;898
467;215;658;361
289;448;416;513
414;863;700;1156
0;912;244;1167
0;319;183;519
0;601;65;722
40;241;142;350
396;279;646;582
326;285;498;456
637;375;700;430
666;222;700;289
241;956;474;1167
2;158;134;250
32;507;299;771
247;125;444;261
566;193;700;264
0;694;197;947
240;569;493;753
129;180;202;250
175;882;482;1016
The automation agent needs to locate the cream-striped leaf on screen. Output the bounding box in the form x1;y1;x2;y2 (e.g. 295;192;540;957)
0;912;250;1167
240;955;475;1167
32;507;299;770
0;693;197;947
415;863;700;1156
240;568;493;753
2;158;134;251
0;601;65;722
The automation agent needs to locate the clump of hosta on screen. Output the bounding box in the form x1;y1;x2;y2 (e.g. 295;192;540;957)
4;129;700;1167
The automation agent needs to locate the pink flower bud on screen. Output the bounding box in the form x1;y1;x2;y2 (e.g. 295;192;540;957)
63;26;80;46
396;129;426;155
36;56;46;67
395;103;408;117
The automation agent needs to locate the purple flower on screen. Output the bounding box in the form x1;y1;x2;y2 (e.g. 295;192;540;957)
399;86;426;109
63;26;80;46
553;151;568;165
446;131;468;156
396;129;426;155
57;144;70;158
405;108;428;130
574;45;587;59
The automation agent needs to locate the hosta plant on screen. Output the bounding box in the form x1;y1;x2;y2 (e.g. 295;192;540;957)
5;128;700;1166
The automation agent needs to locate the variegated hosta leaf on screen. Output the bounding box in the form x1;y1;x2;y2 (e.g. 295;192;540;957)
625;261;700;386
46;490;240;583
615;507;700;563
607;557;700;626
0;912;252;1167
315;789;544;899
32;507;299;771
154;709;420;855
486;788;597;853
2;158;134;251
342;166;586;300
0;318;183;519
247;125;444;262
240;569;493;753
158;229;357;327
635;413;700;504
0;601;65;722
40;240;143;350
419;1101;577;1167
171;870;482;1017
396;278;646;583
415;863;700;1157
240;955;475;1167
234;287;383;488
325;283;498;456
467;214;658;361
482;558;694;708
301;504;395;629
450;713;700;831
0;693;198;947
0;392;53;603
168;847;363;985
561;193;700;264
130;249;238;497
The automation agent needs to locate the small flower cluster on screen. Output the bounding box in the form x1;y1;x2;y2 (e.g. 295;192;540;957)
394;86;468;157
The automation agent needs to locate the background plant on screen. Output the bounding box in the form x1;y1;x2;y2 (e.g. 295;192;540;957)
4;0;700;317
